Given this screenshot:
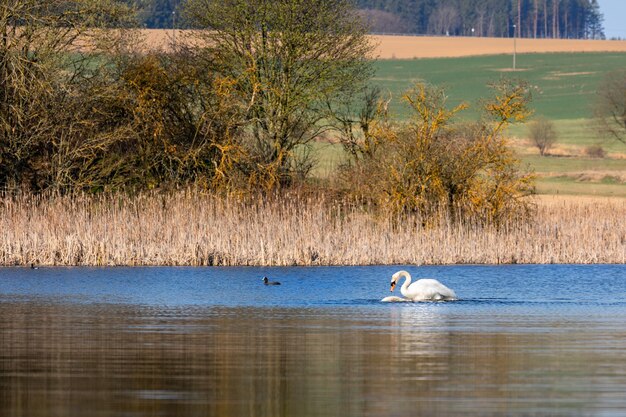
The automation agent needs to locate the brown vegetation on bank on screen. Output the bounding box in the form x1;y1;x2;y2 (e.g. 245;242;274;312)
1;191;623;266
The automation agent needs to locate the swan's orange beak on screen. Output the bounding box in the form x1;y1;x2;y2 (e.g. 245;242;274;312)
390;281;396;292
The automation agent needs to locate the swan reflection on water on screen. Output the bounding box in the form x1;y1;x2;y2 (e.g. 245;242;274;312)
385;300;455;380
382;270;457;302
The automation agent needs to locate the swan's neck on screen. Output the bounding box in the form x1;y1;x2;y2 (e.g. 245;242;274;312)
398;271;412;296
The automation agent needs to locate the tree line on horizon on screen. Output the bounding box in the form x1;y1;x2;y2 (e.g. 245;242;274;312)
135;0;605;39
357;0;605;39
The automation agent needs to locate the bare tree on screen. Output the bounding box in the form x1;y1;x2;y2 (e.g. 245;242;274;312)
533;0;539;38
184;0;374;190
428;5;460;36
475;4;487;37
0;0;135;190
595;69;626;145
552;0;559;38
529;117;558;156
357;9;411;34
543;0;548;38
517;0;522;38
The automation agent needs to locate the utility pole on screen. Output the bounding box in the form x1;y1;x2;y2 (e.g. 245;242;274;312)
172;11;176;47
513;24;517;70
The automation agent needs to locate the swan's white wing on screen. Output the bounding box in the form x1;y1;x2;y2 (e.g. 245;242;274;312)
405;279;457;301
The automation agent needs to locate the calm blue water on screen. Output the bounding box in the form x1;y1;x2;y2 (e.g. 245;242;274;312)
1;264;625;416
2;264;624;307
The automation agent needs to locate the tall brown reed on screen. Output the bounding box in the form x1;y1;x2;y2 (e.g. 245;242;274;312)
1;191;624;266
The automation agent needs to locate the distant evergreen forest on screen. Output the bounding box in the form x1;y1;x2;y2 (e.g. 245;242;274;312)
135;0;605;39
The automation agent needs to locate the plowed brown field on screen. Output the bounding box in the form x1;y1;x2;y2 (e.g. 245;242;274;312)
143;29;626;58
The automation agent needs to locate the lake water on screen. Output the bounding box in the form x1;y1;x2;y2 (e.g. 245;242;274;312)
0;265;625;417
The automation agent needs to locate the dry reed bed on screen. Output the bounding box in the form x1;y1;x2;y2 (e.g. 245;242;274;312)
0;192;624;266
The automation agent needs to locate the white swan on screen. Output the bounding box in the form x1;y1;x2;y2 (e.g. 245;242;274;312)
389;270;457;301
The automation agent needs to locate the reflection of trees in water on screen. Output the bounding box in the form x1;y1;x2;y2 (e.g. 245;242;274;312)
0;302;622;416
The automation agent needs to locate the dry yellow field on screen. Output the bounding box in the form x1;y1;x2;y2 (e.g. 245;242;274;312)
143;29;626;58
370;35;626;58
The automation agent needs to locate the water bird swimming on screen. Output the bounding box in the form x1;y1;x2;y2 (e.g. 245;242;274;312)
388;270;457;301
262;276;281;285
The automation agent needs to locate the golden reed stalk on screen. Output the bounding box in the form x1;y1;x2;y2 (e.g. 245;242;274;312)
1;191;624;266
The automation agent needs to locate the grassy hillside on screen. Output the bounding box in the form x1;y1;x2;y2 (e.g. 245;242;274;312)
373;52;626;120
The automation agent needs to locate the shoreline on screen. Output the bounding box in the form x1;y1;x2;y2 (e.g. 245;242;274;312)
2;262;624;268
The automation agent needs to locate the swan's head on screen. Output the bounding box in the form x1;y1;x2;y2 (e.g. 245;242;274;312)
390;270;410;292
390;273;399;292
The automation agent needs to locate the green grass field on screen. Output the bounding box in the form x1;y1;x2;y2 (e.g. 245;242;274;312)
509;118;624;154
372;52;626;120
310;52;626;197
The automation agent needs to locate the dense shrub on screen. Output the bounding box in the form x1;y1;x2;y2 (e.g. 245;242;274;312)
339;80;535;224
584;145;606;158
0;0;135;191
